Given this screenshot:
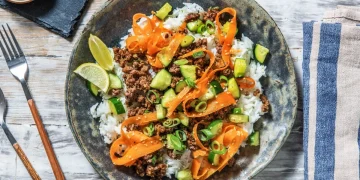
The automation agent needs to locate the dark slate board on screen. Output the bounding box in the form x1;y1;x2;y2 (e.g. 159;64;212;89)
0;0;89;38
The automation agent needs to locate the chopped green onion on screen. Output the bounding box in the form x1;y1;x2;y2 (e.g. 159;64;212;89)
232;107;243;114
175;130;187;141
163;118;181;128
197;24;206;34
143;123;155;137
146;90;160;104
205;20;215;34
190;99;200;108
192;51;205;59
195;101;207;112
151;155;157;165
185;78;196;88
219;75;228;86
144;109;151;113
173;149;186;154
168;134;184;151
199;129;215;141
174;59;189;65
210;141;227;155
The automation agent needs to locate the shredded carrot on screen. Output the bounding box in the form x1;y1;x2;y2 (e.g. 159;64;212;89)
236;77;256;89
155;33;185;66
191;123;248;179
192;121;210;151
184;91;236;117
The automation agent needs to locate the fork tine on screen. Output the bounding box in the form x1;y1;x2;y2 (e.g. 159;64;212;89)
0;30;14;60
2;25;19;58
0;39;11;62
6;24;23;57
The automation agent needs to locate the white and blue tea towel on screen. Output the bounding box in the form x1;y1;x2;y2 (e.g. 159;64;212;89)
303;6;360;180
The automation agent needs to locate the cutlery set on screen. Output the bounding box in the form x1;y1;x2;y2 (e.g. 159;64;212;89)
0;24;64;179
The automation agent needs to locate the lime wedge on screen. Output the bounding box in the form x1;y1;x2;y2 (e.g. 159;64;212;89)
88;34;113;71
74;63;110;92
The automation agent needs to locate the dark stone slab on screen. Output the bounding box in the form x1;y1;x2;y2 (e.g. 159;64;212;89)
0;0;89;38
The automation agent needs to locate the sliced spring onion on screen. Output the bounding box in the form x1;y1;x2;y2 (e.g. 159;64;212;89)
195;101;207;112
206;20;215;34
175;130;187;141
168;134;184;151
190;99;200;108
174;59;189;65
143;123;155;137
197;24;206;34
219;75;228;86
144;109;151;113
151;155;157;165
173;149;186;154
192;51;205;59
210;141;227;155
199;129;215;141
163;118;181;128
146;90;160;104
185;78;196;88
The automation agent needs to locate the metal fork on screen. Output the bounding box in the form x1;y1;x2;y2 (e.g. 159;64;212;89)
0;24;65;180
0;88;41;180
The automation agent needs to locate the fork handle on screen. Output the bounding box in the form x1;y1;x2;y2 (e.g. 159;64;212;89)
13;143;42;180
28;99;65;180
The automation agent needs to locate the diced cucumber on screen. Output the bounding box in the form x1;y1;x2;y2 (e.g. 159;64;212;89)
209;80;223;94
156;104;167;119
174;59;189;65
229;114;249;123
199;87;216;101
208;151;220;166
155;3;172;20
161;88;176;108
157;50;173;67
228;78;240;98
232;107;243;114
178;112;189;126
109;73;123;89
186;20;203;32
108;97;125;115
207;119;223;137
234;58;247;77
192;51;205;59
248;131;260;146
180;65;196;81
181;35;195;47
175;80;188;93
87;81;99;96
150;69;172;90
254;44;269;63
176;169;193;180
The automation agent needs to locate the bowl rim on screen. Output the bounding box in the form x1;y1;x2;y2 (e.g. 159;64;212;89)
65;0;298;179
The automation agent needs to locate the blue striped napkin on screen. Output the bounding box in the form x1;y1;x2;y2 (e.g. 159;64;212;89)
303;6;360;180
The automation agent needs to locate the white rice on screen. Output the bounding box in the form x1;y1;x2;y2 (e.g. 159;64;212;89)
164;149;192;178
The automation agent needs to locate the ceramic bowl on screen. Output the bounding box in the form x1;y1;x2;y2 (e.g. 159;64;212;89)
65;0;298;179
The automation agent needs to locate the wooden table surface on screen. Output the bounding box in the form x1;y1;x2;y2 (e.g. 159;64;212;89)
0;0;359;179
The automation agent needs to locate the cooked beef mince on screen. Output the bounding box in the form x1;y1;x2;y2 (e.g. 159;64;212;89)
167;149;180;159
184;13;200;22
154;123;175;135
260;94;270;112
134;160;146;177
171;76;184;88
145;163;167;179
221;67;232;76
186;130;199;151
109;88;121;96
114;48;155;117
253;89;260;96
168;63;181;75
203;7;220;22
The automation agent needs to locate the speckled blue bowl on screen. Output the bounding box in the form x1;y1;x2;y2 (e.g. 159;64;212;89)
65;0;298;179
